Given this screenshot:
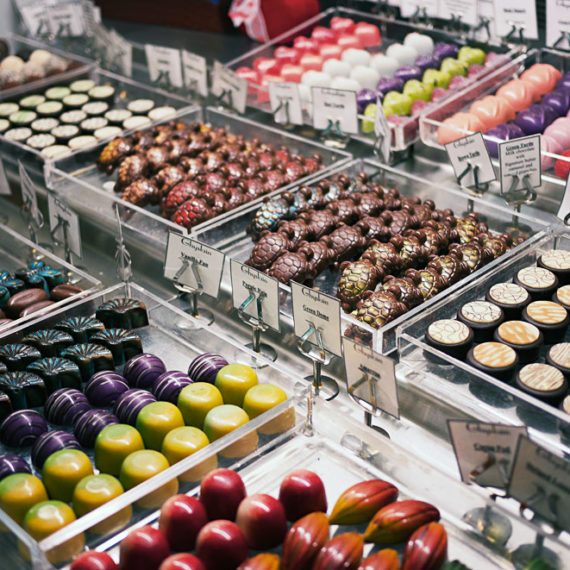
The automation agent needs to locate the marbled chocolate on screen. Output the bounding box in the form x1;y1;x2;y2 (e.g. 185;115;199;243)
460;301;502;324
526;301;568;324
548;342;570;368
519;363;565;391
540;249;570;271
472;342;517;368
488;283;530;306
497;321;540;345
426;320;471;345
516;267;556;289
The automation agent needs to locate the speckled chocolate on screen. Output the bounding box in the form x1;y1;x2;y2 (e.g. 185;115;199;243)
153;370;192;403
0;371;46;409
60;343;114;381
123;353;166;390
55;316;105;343
44;388;91;425
23;329;74;357
31;430;81;469
85;371;129;406
27;357;82;393
0;410;48;447
0;344;41;371
96;298;149;329
89;328;143;365
74;408;119;447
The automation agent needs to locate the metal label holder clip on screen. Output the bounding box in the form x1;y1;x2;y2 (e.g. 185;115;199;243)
320;118;350;149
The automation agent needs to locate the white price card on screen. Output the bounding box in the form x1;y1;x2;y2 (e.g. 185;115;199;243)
268;82;303;125
230;260;280;332
557;174;570;223
448;420;527;489
343;337;399;419
164;232;225;299
19;161;41;226
48;193;82;257
499;134;541;193
508;436;570;531
212;61;248;114
312;87;358;135
0;159;10;196
400;0;440;18
495;0;538;39
374;97;391;164
145;45;184;89
546;0;570;48
445;132;496;188
291;282;342;357
46;2;85;37
439;0;478;27
19;4;48;36
181;50;208;98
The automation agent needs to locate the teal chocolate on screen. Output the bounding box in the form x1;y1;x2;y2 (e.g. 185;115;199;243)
55;316;105;343
23;329;75;357
60;343;114;381
37;268;65;289
2;279;25;296
0;344;41;371
27;357;82;393
96;298;149;329
89;328;143;365
0;372;46;409
0;286;9;309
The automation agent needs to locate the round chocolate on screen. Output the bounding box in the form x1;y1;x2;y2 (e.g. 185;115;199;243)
486;283;530;320
187;353;229;384
522;300;569;343
44;388;91;426
514;267;558;300
96;298;149;329
546;342;570;376
153;371;192;403
85;371;129;406
0;344;41;371
0;371;47;409
73;408;119;447
457;301;504;342
31;430;81;469
553;284;570;311
55;316;105;343
494;320;543;363
23;329;74;357
467;341;518;382
113;388;156;425
538;249;570;284
425;319;473;359
0;410;48;447
60;343;115;381
27;357;82;393
516;363;568;405
0;453;31;480
123;353;166;390
89;328;143;365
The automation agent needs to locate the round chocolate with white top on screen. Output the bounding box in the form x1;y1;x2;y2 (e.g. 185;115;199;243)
80;116;108;133
425;319;473;359
44;388;90;425
187;353;229;384
123;353;165;390
105;109;132;125
45;87;71;100
0;103;19;117
148;106;176;121
514;267;558;300
51;124;79;144
94;126;122;140
68;135;97;151
27;134;55;150
31;118;59;133
74;408;118;447
85;371;129;406
457;301;504;342
70;79;96;93
494;320;543;363
546;342;570;377
88;85;115;101
127;99;155;114
0;118;9;133
41;145;71;160
4;127;32;142
9;110;36;125
522;300;569;343
31;430;81;469
82;101;109;116
153;370;192;403
467;341;518;381
516;363;567;405
36;101;62;117
63;93;89;109
123;116;151;131
553;284;570;311
20;95;45;109
0;410;48;447
538;249;570;284
60;110;87;125
113;388;156;425
486;283;531;320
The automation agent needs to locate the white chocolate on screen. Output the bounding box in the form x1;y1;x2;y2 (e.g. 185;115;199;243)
301;70;331;88
386;43;418;66
331;76;361;92
404;32;434;56
0;56;24;72
370;54;399;78
322;58;351;78
350;65;380;91
341;48;371;67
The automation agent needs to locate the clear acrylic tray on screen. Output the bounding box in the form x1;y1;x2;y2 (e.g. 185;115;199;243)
398;228;570;457
194;158;550;354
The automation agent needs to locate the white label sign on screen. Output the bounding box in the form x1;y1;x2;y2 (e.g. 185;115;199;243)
212;61;248;114
48;193;82;257
448;420;527;489
508;436;570;531
46;3;85;37
445;132;496;188
19;162;41;226
19;5;48;36
181;50;208;98
546;0;570;48
230;260;280;332
495;0;539;39
557;174;570;223
343;338;399;419
312;87;358;135
291;281;342;357
400;0;440;17
145;44;184;89
268;82;303;125
499;134;541;193
439;0;478;26
164;232;224;299
374;97;391;164
0;160;10;196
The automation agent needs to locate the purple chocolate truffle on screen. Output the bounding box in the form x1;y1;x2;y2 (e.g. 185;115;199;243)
123;353;166;390
542;90;570;117
44;388;91;426
187;353;229;384
514;103;558;135
0;453;31;480
433;42;458;60
357;88;377;113
153;371;193;403
113;388;156;425
376;77;404;97
415;54;439;72
0;410;48;447
557;71;570;91
85;371;129;406
484;123;525;157
394;65;423;83
31;430;81;469
74;408;119;447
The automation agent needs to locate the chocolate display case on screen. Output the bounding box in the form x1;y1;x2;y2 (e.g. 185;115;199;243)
0;223;101;335
398;228;570;457
420;48;570;187
224;6;519;154
194;158;550;354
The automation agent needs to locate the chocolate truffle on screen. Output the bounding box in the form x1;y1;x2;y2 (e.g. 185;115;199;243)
22;329;74;357
96;298;149;329
153;371;193;403
84;371;129;406
60;343;114;381
522;300;569;343
0;391;12;421
0;453;31;480
0;410;48;447
494;320;543;363
55;316;105;343
425;319;474;359
467;341;519;382
187;353;229;384
0;344;41;371
538;249;570;285
113;388;156;426
0;371;46;409
89;328;143;365
31;430;81;469
457;301;504;342
546;342;570;377
513;267;558;301
516;363;568;405
553;284;570;311
486;283;531;320
27;357;82;393
44;388;91;426
74;408;119;447
123;353;166;390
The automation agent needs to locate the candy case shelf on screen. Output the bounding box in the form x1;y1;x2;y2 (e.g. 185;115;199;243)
194;158;550;354
398;229;570;456
224;6;519;153
420;48;570;186
45;106;351;257
0;223;102;336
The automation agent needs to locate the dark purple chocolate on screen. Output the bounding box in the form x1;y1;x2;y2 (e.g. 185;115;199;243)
433;42;458;60
96;298;149;329
0;410;48;447
541;90;570;117
394;65;422;82
153;371;192;403
0;453;31;480
44;388;91;426
31;430;81;468
27;357;82;393
484;123;525;157
89;328;143;365
60;343;114;381
74;408;119;447
113;388;156;425
357;88;377;113
123;353;166;390
85;371;129;406
22;329;74;357
557;71;570;91
514;103;558;135
415;54;439;72
187;352;228;384
55;316;105;343
0;371;46;409
376;77;404;97
0;344;41;371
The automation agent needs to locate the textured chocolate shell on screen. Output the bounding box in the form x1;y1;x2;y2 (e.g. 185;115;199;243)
96;298;149;329
27;357;82;393
0;371;47;409
60;343;115;381
89;328;143;365
0;344;41;371
55;316;105;343
23;329;74;357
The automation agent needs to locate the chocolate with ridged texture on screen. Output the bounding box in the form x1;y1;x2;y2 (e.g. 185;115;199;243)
123;353;166;390
5;288;49;319
27;357;82;393
60;343;114;381
0;371;46;409
113;388;156;425
85;371;129;406
0;453;31;480
0;344;41;371
50;283;84;301
96;297;149;329
187;353;228;384
74;408;119;447
31;430;81;469
153;370;192;403
0;391;12;422
55;316;105;343
89;328;143;365
0;410;48;447
23;329;74;357
44;388;91;425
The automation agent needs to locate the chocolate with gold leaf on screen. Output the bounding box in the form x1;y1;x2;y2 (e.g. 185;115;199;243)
337;260;384;311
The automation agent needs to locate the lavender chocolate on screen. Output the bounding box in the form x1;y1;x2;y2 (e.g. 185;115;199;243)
113;388;156;425
31;430;81;469
89;328;143;365
187;353;228;384
74;408;119;447
44;388;91;426
153;370;192;403
84;371;129;406
123;353;166;390
0;410;48;447
60;343;114;381
23;329;74;357
27;357;82;393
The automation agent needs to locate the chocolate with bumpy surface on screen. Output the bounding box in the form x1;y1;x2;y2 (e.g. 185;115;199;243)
84;371;129;406
55;316;105;343
89;328;143;365
60;343;114;381
96;298;149;329
23;329;74;357
123;353;166;390
187;353;228;384
0;344;41;371
74;408;119;447
44;388;90;426
153;370;192;403
0;453;31;480
0;410;48;447
113;388;156;425
0;371;46;409
27;357;82;393
31;430;81;469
